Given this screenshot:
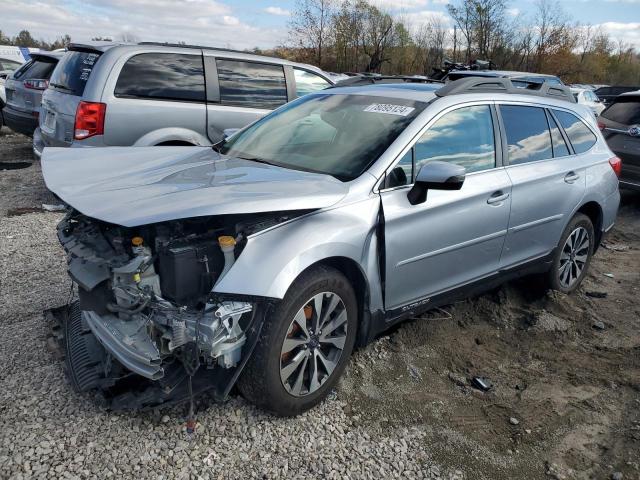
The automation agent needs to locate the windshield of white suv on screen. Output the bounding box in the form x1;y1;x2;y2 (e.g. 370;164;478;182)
219;93;426;181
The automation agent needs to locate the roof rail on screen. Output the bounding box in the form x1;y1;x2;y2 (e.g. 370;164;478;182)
137;42;266;57
435;77;576;103
331;75;444;88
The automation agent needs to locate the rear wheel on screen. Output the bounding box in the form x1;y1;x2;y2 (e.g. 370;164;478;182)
238;265;357;416
548;213;594;293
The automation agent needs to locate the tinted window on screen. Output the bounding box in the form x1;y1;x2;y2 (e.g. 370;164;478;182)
13;57;57;80
217;60;287;109
554;110;597;154
501;106;553;164
294;69;331;97
415;105;495;173
600;97;640;126
115;53;205;102
547;112;570;157
220;94;425;181
50;51;101;96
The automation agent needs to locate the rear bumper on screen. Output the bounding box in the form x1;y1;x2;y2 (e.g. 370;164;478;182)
32;127;44;158
3;105;38;137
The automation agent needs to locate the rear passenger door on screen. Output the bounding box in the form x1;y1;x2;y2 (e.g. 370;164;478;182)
499;104;591;268
204;57;289;143
104;52;207;146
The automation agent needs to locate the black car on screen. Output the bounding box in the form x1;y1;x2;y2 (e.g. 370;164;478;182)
598;91;640;190
594;86;640;107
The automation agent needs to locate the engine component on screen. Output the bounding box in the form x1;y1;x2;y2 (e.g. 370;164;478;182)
157;238;224;305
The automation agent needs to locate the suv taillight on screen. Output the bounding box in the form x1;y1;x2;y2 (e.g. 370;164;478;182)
74;101;106;140
23;79;49;90
609;156;622;177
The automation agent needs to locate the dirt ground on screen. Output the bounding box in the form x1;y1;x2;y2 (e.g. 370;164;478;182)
0;128;638;479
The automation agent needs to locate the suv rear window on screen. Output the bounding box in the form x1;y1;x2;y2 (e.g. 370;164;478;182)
600;96;640;126
553;110;597;154
216;60;287;109
500;105;553;164
115;53;205;102
50;51;101;96
12;57;57;81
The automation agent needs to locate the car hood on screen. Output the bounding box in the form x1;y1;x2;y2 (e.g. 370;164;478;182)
42;146;349;227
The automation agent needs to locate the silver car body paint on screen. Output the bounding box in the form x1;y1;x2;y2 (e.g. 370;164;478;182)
42;86;620;316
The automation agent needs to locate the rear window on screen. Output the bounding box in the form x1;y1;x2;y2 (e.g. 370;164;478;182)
501;105;553;164
600;97;640;126
50;51;101;96
13;57;57;81
553;110;597;154
115;53;205;102
216;59;287;109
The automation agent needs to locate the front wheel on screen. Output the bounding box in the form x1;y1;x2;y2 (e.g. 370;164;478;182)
238;265;357;416
548;213;594;293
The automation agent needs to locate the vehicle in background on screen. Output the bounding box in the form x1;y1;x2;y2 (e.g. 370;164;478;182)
3;51;63;137
1;46;35;130
41;77;619;415
445;70;564;87
571;87;605;117
598;90;640;190
33;42;334;157
594;86;640;106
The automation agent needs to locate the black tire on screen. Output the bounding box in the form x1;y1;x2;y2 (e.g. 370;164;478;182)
238;265;357;416
548;213;594;293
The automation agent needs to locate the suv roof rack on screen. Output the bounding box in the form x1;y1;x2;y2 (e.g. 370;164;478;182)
137;41;257;56
435;77;575;103
331;75;443;88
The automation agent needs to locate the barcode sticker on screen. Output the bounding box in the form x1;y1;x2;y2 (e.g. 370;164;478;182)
363;104;415;116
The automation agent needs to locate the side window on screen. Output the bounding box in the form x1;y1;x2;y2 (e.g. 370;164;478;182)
385;149;413;188
553;110;597;154
501;105;553;165
217;60;287;109
294;69;331;97
115;53;205;102
547;111;570;157
414;105;495;174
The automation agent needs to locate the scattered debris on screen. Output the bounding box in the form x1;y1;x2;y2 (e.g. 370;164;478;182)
586;291;608;299
525;429;532;434
602;243;630;252
592;321;606;331
604;273;615;278
509;417;520;425
408;364;422;381
611;472;623;480
42;203;67;212
471;376;492;391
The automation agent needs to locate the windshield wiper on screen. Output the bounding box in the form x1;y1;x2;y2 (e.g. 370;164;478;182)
236;154;279;167
211;138;225;153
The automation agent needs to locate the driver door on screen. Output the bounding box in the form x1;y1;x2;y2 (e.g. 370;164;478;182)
381;104;512;311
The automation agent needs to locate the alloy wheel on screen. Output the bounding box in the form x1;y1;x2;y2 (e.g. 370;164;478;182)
558;226;590;288
279;292;348;397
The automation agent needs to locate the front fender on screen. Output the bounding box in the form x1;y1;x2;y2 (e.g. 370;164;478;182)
213;197;382;306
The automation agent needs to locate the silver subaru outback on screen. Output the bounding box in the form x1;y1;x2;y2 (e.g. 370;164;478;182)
42;78;620;415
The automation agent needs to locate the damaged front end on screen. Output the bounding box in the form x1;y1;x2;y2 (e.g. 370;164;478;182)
49;210;300;410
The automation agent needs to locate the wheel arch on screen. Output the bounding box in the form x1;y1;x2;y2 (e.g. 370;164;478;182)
576;200;604;251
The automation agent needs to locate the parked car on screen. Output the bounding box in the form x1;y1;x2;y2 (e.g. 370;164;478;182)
594;85;640;106
571;87;605;117
2;51;63;137
598;90;640;190
0;53;29;130
445;69;565;87
42;77;619;415
33;42;334;157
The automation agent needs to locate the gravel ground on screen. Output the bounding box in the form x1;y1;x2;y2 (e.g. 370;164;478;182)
0;128;638;480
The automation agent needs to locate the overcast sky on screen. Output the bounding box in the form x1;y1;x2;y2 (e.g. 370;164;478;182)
2;0;640;50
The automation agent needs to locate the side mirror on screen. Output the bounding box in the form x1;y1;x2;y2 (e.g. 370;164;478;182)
407;161;466;205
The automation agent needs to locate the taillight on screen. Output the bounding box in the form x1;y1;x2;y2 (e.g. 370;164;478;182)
597;121;606;131
23;79;49;90
609;156;622;177
74;101;106;140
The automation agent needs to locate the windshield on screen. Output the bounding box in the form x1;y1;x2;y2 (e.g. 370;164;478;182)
220;93;426;181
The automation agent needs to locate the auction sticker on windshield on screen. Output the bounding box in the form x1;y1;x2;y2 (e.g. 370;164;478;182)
364;104;415;116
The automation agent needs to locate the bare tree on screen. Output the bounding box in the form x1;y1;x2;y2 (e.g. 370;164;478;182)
447;0;474;62
290;0;336;68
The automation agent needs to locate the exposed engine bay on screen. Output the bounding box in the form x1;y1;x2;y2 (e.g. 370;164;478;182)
50;209;307;409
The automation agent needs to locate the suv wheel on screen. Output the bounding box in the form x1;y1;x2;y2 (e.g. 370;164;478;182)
238;265;357;416
548;213;594;293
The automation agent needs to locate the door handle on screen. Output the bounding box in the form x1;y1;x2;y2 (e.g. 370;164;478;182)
487;191;510;205
564;172;580;184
